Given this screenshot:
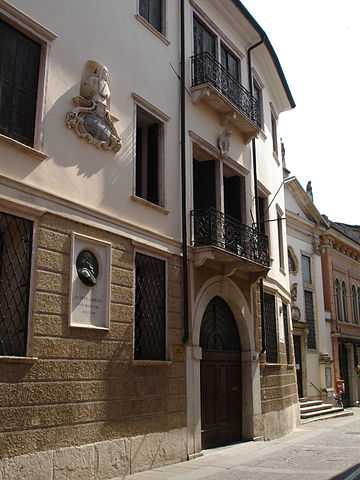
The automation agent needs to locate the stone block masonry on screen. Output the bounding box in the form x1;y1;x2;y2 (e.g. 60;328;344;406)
0;213;187;477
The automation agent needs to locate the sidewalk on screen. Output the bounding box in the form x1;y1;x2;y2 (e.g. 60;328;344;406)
115;409;360;480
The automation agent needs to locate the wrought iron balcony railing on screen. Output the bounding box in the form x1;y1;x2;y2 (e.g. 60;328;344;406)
192;208;270;268
191;52;260;127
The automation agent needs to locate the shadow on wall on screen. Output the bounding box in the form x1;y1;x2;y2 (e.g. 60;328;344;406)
330;463;360;480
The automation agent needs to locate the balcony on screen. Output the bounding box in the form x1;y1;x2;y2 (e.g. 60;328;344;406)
191;53;260;142
191;208;270;276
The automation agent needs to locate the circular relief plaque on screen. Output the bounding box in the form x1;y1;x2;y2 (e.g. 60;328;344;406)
76;250;99;287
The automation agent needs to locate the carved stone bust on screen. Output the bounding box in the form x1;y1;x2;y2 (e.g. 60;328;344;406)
76;250;99;287
217;129;232;157
65;60;122;153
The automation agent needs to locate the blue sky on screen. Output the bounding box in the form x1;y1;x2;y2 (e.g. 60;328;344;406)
242;0;360;224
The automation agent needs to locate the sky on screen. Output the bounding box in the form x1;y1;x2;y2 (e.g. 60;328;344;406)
242;0;360;225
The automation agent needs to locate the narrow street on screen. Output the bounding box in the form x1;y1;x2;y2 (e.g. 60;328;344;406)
122;409;360;480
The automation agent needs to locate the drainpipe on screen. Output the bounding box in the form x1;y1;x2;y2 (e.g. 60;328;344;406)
180;0;189;344
247;39;266;354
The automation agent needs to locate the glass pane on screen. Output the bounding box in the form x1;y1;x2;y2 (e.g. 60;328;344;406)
301;255;311;283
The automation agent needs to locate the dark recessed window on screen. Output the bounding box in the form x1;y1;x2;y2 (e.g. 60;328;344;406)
220;43;240;81
301;255;312;284
283;302;291;364
136;106;164;206
139;0;163;33
135;253;166;361
253;79;263;128
304;290;316;349
0;212;33;357
0;19;41;147
271;110;278;156
264;293;278;364
193;15;216;57
277;210;284;270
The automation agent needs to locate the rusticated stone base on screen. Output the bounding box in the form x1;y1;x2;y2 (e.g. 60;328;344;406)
0;428;187;480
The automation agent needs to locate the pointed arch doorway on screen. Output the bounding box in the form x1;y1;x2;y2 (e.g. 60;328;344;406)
200;296;242;449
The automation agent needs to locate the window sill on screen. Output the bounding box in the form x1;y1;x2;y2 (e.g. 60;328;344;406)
0;356;38;365
132;360;172;367
0;134;48;161
135;14;170;46
131;195;169;215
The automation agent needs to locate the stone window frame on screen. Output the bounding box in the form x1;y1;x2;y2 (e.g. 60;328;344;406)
0;2;56;159
287;245;298;275
135;0;170;46
0;198;43;363
352;284;359;324
132;246;171;366
131;93;170;214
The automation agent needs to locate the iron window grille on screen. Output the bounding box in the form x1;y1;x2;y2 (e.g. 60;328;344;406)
0;212;33;356
135;253;166;361
264;293;278;363
191;52;260;127
283;302;291;364
304;290;316;350
192;208;269;267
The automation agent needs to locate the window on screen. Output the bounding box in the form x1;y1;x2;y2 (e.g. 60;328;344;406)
358;287;360;324
271;110;278;156
135;253;166;361
0;19;41;147
301;255;312;284
135;106;164;206
304;290;316;350
0;212;33;356
139;0;163;33
352;285;359;324
193;15;216;57
258;196;267;235
253;79;263;128
342;281;348;322
264;293;278;363
277;209;284;270
220;43;240;81
288;248;297;273
283;302;291;364
335;279;343;322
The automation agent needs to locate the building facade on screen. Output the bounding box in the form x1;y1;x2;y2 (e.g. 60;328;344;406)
0;0;298;477
321;222;360;407
285;178;333;401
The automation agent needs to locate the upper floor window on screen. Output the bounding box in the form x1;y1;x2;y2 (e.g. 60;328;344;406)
301;255;312;284
288;248;297;274
220;43;240;81
135;253;166;361
335;279;343;322
271;109;278;156
0;19;41;147
135;105;164;206
342;281;348;322
258;196;267;235
139;0;164;33
0;211;33;357
352;285;359;324
193;15;216;57
304;290;316;349
358;287;360;324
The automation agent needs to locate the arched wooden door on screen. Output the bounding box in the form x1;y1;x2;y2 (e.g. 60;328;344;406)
200;296;241;449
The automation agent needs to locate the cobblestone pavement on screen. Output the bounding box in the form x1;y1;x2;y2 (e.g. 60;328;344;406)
119;409;360;480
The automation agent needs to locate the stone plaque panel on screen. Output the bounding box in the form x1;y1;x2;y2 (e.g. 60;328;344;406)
70;233;111;330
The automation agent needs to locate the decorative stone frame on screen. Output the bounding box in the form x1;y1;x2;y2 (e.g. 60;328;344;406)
186;276;262;458
0;0;57;158
287;245;299;274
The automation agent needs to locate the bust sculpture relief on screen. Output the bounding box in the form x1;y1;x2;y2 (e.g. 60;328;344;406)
65;60;122;153
76;250;99;287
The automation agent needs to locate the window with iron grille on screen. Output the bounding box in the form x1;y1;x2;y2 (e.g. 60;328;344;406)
0;18;41;147
304;290;316;350
264;293;278;363
139;0;163;33
135;253;166;360
283;302;291;364
0;212;33;356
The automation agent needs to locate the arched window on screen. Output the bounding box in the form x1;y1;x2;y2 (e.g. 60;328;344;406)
288;248;296;273
335;279;342;322
352;285;359;324
358;287;360;324
342;281;348;322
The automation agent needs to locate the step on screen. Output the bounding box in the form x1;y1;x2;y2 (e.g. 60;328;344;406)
300;403;334;414
301;409;354;424
299;400;323;408
301;406;344;419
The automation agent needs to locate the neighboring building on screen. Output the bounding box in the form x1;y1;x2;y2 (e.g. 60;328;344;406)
285;177;333;401
321;222;360;407
0;0;297;477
